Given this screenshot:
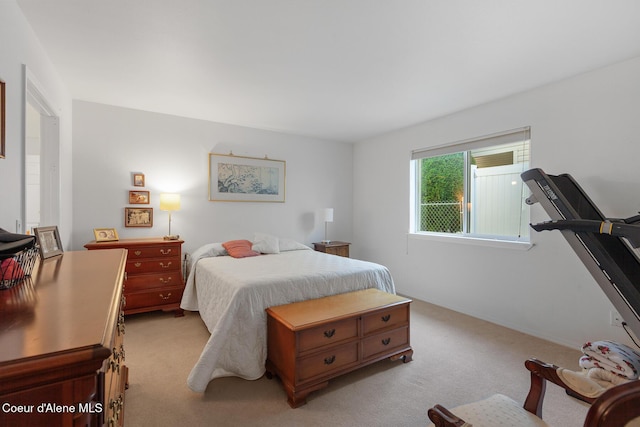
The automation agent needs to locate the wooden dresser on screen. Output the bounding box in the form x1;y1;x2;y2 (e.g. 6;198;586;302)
0;250;128;426
85;237;185;316
266;288;413;407
313;241;351;257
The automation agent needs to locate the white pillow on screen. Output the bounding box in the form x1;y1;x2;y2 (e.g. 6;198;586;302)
278;238;311;252
252;232;280;254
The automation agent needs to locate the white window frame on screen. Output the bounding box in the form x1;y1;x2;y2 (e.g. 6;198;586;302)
410;127;533;250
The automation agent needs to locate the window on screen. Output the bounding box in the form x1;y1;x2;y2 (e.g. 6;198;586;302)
411;127;531;242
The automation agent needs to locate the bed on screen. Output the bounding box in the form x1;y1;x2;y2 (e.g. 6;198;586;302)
179;236;396;393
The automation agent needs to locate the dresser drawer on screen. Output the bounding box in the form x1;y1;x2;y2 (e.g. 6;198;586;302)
298;317;358;353
298;342;358;381
362;326;409;359
124;287;183;311
362;305;409;335
126;256;181;274
127;245;180;259
125;271;182;292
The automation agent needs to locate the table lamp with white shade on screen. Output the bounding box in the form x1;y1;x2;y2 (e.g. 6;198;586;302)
322;208;333;243
159;193;180;240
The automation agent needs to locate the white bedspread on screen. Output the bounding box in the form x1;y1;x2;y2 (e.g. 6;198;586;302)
180;249;396;392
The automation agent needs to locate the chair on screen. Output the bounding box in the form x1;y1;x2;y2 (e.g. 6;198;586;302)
427;358;640;427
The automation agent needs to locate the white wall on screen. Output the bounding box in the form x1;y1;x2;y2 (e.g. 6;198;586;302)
71;101;353;255
353;56;640;349
0;1;72;244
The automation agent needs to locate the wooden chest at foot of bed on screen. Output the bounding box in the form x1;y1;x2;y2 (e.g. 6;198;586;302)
265;288;413;407
85;238;185;316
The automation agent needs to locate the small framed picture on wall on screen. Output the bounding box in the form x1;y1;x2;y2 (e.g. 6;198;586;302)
133;173;145;187
129;190;150;204
125;207;153;227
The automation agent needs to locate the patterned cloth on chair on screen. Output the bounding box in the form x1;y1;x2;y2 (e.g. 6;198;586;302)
579;340;640;380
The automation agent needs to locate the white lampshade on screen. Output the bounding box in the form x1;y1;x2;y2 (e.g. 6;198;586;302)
324;208;334;223
160;193;181;211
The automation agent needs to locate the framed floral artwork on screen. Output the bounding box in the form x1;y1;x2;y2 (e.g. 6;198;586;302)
209;153;286;202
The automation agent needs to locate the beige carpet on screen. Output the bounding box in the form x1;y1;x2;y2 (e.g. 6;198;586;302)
123;298;589;426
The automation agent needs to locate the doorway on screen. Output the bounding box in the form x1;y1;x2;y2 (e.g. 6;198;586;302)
24;67;60;234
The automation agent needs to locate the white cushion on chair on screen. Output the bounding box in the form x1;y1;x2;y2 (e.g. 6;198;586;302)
428;394;549;427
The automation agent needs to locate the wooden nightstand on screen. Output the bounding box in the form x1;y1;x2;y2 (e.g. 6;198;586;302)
85;237;185;316
313;241;351;258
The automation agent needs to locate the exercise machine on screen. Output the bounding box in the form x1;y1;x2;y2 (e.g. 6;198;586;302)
522;168;640;340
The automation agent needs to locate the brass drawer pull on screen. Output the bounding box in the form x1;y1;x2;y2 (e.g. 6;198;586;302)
159;261;172;269
324;355;336;365
134;262;142;268
134;250;142;256
382;337;391;346
159;277;172;284
323;329;336;338
159;293;172;300
381;314;391;322
160;249;172;255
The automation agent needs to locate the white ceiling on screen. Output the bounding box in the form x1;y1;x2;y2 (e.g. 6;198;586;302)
16;0;640;142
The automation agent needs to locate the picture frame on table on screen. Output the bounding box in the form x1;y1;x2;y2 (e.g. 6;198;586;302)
34;226;64;259
93;228;119;242
209;153;286;202
125;207;153;227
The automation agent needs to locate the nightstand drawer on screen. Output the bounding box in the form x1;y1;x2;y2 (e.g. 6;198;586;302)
298;318;358;353
128;245;180;259
125;271;183;291
312;241;351;258
126;256;181;274
298;342;358;381
362;326;409;359
362;305;408;335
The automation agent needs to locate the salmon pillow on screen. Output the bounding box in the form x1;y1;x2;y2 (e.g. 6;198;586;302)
222;240;260;258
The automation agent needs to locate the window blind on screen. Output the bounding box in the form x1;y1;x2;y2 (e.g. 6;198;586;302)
411;126;531;160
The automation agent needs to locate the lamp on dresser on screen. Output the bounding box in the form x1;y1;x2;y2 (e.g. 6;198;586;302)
159;193;180;240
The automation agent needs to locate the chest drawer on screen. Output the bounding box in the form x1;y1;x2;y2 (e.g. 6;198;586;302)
362;326;409;359
298;317;358;353
124;286;183;311
362;305;409;335
298;342;359;381
128;245;180;259
125;271;182;291
126;256;181;274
